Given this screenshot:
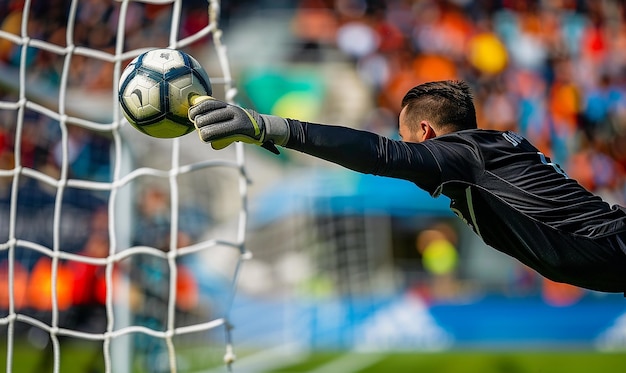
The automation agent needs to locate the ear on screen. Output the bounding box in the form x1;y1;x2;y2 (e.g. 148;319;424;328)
419;121;437;141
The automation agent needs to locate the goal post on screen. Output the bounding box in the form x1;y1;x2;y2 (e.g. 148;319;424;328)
0;1;247;372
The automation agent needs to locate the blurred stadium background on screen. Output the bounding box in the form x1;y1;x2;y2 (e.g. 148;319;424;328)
1;0;626;372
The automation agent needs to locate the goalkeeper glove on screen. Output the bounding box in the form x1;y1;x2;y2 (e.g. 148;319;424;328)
188;96;289;154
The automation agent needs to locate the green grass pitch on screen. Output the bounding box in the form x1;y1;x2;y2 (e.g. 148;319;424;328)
2;342;626;372
266;351;626;373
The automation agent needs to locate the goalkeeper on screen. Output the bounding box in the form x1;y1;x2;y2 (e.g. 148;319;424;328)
189;80;626;294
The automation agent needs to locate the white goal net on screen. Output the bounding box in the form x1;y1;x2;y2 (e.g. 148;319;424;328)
0;1;247;372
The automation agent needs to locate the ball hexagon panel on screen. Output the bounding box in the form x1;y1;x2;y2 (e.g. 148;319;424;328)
141;49;186;76
121;73;163;122
167;73;207;120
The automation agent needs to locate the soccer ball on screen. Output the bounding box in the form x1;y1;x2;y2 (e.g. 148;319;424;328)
118;48;212;138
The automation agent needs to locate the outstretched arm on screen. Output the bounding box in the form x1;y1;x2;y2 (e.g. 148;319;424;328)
189;98;442;194
286;119;442;194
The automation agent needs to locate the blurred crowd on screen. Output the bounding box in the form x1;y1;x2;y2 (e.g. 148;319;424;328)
288;0;626;205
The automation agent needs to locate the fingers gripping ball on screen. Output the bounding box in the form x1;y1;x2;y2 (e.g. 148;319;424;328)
189;97;262;149
118;48;212;138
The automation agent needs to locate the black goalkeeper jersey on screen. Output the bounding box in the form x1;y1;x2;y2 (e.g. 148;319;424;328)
286;120;626;293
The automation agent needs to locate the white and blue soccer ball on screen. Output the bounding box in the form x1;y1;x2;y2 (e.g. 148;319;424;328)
118;48;212;138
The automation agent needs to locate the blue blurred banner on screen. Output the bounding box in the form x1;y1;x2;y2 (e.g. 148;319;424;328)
231;292;626;351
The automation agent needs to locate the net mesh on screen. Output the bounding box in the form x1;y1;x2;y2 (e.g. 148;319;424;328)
0;1;246;372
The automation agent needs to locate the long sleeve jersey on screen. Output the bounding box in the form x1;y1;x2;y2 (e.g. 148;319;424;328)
285;120;626;292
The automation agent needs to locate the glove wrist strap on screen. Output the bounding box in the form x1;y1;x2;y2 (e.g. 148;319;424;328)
260;114;290;147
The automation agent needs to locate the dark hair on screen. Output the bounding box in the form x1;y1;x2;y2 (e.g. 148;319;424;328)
401;80;477;133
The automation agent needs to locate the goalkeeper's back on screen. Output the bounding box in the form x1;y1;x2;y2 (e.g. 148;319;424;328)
421;129;626;292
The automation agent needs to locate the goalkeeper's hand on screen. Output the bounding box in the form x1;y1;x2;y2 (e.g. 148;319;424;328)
188;96;289;154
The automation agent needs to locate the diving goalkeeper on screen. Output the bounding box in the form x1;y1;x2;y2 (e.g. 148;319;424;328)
189;80;626;294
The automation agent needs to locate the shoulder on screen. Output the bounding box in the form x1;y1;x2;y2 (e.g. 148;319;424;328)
419;129;541;185
421;129;492;161
418;130;494;183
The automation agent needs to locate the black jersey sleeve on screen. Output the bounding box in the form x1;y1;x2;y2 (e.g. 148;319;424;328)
285;119;443;194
